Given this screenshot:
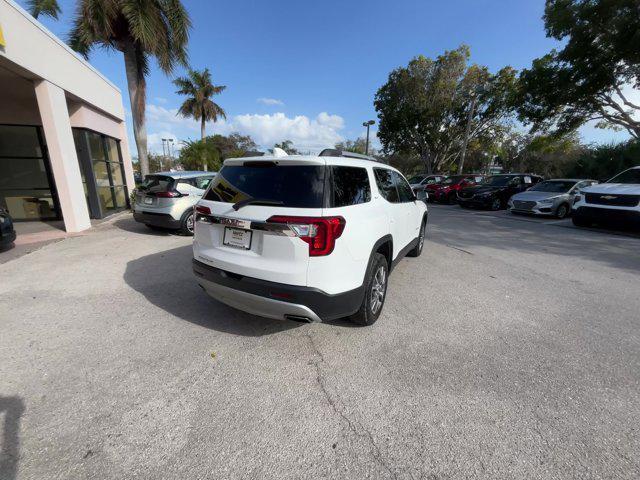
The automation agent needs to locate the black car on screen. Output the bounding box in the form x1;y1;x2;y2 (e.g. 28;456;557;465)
0;208;17;249
457;174;543;210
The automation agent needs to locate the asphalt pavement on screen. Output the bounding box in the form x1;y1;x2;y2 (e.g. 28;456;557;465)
1;207;639;479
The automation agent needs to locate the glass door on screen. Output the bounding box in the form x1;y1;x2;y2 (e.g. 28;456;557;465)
0;125;59;220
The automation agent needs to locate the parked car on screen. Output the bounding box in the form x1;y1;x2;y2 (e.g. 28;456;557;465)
428;174;484;204
0;208;16;249
192;150;428;326
457;174;543;210
408;174;447;201
133;171;216;235
572;166;640;229
508;179;597;218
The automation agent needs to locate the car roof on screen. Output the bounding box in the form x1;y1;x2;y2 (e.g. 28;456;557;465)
543;178;595;182
225;154;401;172
150;171;216;179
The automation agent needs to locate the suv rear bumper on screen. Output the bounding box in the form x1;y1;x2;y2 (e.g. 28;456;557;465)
133;211;181;229
193;259;364;322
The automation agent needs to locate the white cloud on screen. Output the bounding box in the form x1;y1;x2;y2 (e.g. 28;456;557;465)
257;97;284;106
226;112;345;151
154;97;168;104
146;104;199;132
140;102;346;155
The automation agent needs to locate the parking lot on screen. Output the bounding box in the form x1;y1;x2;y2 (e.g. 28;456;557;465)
1;205;639;479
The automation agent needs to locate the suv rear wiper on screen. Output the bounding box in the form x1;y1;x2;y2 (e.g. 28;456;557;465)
232;198;284;211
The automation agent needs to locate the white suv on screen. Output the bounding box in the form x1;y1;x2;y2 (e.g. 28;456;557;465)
572;166;640;229
192;150;428;326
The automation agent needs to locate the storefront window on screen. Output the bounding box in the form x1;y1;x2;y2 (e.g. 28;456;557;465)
80;130;128;215
0;125;58;220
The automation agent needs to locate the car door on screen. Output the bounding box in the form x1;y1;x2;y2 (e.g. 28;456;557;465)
393;171;421;247
373;168;407;259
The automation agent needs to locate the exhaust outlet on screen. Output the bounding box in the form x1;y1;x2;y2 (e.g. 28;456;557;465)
285;314;313;323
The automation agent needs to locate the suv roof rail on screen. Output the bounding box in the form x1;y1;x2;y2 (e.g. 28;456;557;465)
319;148;378;162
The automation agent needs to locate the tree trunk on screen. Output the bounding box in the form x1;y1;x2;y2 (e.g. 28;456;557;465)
123;42;149;177
201;117;207;171
421;153;432;174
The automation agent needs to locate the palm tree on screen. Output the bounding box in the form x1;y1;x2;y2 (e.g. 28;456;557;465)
174;68;226;141
27;0;61;20
69;0;191;177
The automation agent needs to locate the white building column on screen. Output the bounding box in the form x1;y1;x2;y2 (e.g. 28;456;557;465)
119;120;136;194
34;79;91;232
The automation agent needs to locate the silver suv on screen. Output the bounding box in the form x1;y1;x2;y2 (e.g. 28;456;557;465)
133;171;216;235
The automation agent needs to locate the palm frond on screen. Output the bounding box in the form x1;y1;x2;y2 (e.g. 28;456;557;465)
27;0;61;20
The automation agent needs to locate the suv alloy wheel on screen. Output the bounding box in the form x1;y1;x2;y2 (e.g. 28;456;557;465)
351;254;388;326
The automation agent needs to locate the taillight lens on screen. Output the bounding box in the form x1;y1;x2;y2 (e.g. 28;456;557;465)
155;191;181;198
194;204;211;226
267;216;345;256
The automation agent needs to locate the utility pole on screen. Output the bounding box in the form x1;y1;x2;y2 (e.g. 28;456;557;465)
362;120;375;156
458;93;477;174
161;138;168;172
167;139;175;170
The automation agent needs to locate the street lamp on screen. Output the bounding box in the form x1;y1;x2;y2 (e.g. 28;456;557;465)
362;120;375;156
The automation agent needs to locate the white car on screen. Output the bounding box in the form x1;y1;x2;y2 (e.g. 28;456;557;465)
192;149;428;326
572;166;640;229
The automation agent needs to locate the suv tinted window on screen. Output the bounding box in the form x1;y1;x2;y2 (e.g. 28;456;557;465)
204;164;325;208
373;168;399;203
139;175;174;194
394;172;415;202
331;166;371;207
195;175;215;190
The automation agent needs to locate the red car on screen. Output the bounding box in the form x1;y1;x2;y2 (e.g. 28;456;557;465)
427;174;485;204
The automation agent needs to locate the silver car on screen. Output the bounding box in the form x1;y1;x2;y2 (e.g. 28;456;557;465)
133;171;216;235
508;179;597;218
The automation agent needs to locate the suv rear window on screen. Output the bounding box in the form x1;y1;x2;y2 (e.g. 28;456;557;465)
204;164;325;208
373;168;400;203
331;166;371;207
139;175;174;194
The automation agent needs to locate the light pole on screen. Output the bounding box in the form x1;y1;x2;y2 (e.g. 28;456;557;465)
167;139;175;170
161;138;169;171
362;120;375;156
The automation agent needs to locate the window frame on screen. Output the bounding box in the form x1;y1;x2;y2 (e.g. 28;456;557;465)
329;165;372;208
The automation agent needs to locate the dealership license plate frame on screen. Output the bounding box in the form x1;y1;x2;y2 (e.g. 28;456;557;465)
223;227;253;250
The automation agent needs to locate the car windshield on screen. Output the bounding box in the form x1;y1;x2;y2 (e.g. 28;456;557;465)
203;163;326;208
441;175;465;185
529;180;575;193
607;168;640;184
408;175;426;184
138;175;175;193
482;175;514;186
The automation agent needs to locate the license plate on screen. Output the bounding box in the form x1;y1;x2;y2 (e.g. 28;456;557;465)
144;197;153;205
223;227;252;250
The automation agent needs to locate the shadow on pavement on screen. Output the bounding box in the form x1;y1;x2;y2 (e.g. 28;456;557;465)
0;396;25;480
429;205;640;272
124;245;303;336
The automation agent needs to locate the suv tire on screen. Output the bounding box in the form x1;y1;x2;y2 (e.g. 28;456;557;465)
407;220;426;257
572;215;591;228
350;253;388;326
179;209;195;236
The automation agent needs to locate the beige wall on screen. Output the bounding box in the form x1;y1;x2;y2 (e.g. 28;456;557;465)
0;0;125;121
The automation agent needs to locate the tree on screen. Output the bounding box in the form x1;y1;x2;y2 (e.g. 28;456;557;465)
179;139;221;171
518;0;640;139
27;0;61;19
272;140;299;155
174;68;226;146
375;45;518;173
335;138;376;156
208;133;258;159
69;0;191;177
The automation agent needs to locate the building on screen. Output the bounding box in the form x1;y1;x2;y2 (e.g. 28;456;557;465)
0;0;135;232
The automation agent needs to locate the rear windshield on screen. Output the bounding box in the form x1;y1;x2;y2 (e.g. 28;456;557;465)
204;163;326;208
139;175;174;193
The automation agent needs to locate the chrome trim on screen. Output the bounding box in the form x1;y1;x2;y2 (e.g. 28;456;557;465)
195;213;296;236
198;279;322;322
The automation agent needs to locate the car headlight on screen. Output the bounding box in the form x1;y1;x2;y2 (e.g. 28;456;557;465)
538;197;557;205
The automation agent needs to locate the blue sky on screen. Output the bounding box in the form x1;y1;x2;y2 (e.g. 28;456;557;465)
27;0;631;155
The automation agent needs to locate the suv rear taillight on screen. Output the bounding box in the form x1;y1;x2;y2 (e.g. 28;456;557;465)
267;216;345;256
155;191;181;198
